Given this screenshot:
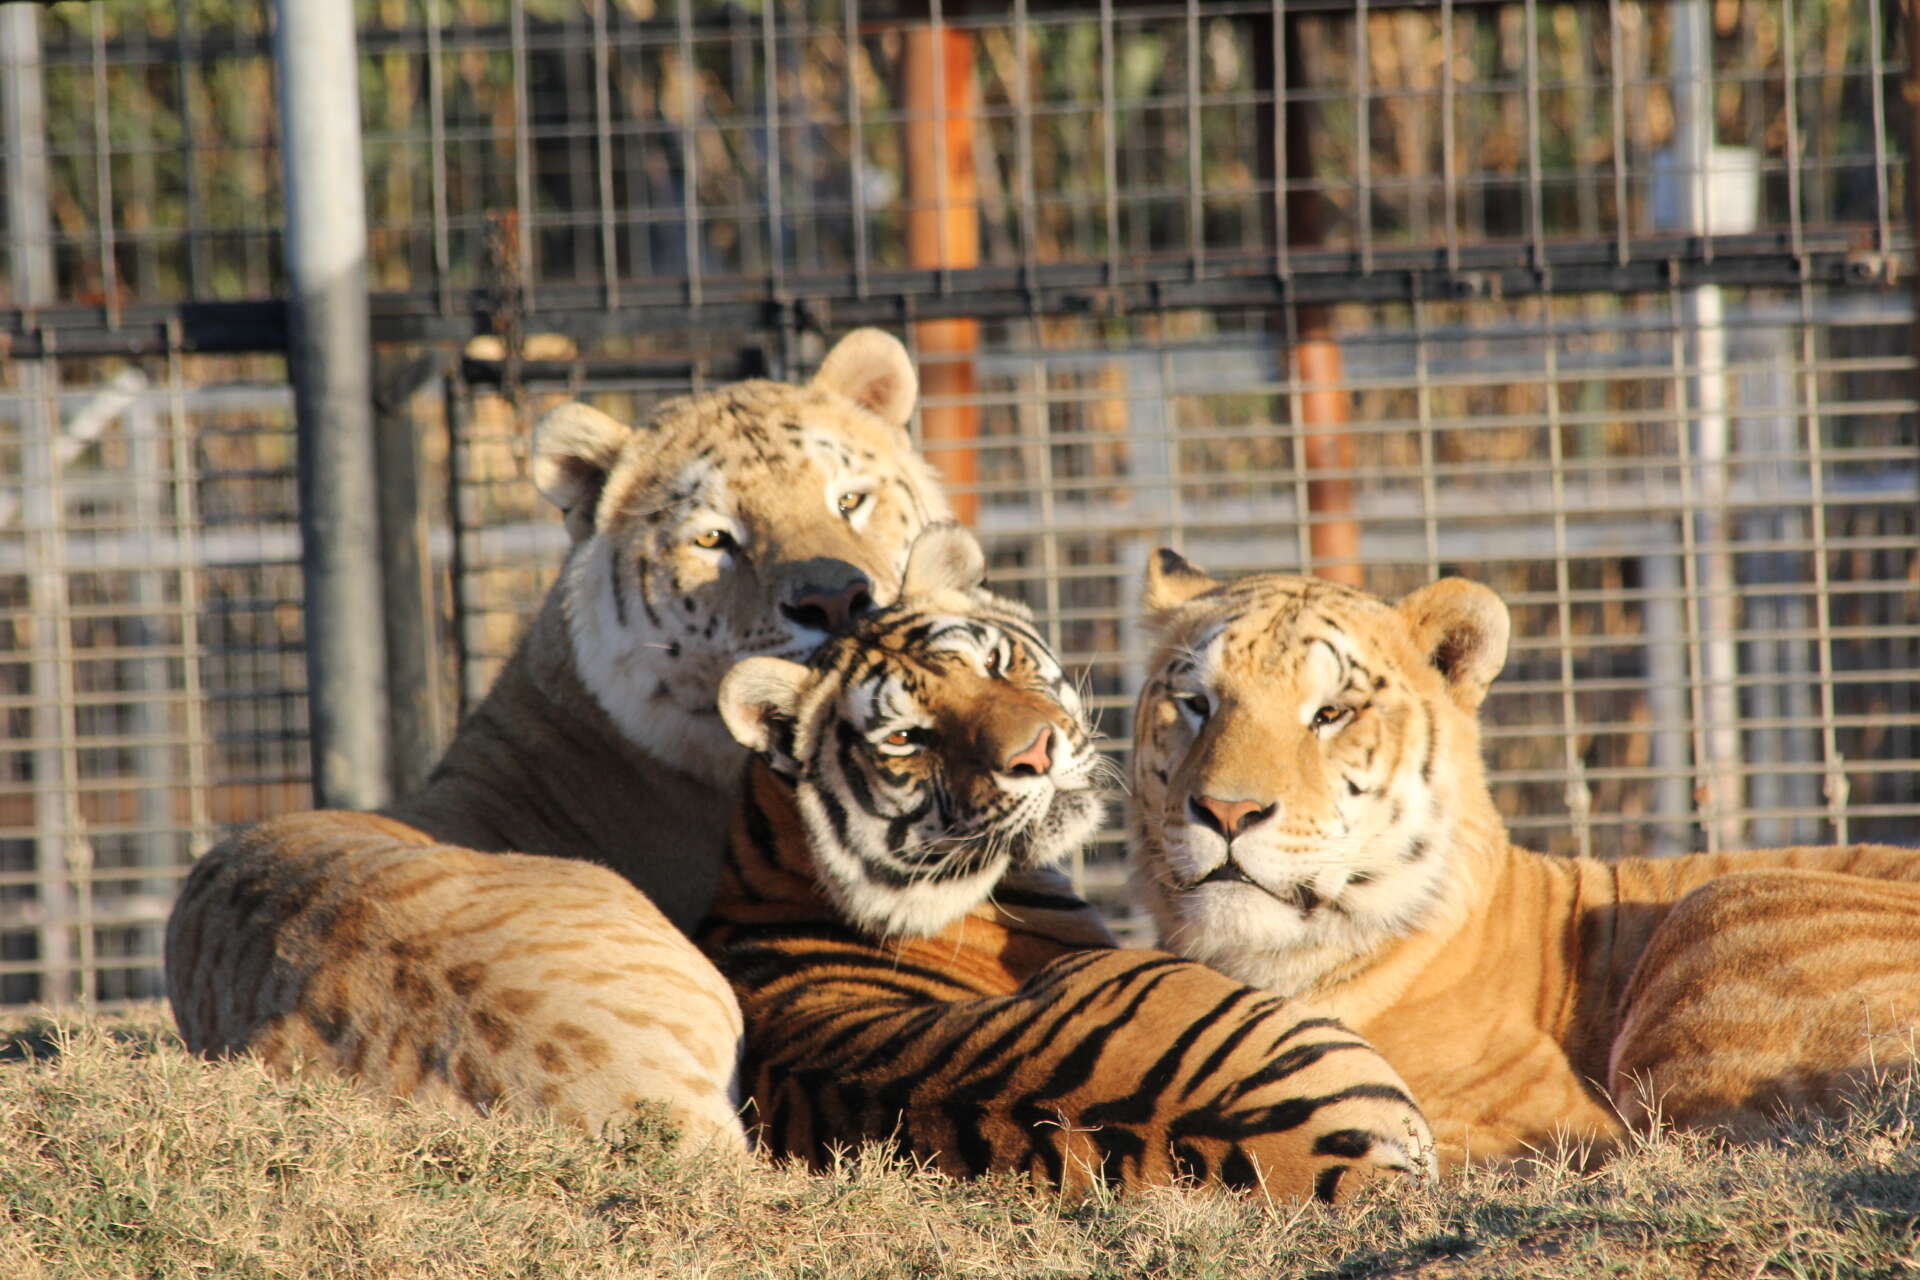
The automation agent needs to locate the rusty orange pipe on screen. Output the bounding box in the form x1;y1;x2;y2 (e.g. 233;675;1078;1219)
902;24;981;525
1295;307;1361;586
1282;28;1363;587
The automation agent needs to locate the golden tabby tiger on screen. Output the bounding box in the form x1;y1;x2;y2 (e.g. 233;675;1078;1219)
1129;551;1920;1167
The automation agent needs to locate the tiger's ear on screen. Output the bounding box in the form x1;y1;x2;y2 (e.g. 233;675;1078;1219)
1142;548;1222;623
1395;578;1510;712
811;328;918;431
718;656;813;770
532;402;632;542
900;522;986;600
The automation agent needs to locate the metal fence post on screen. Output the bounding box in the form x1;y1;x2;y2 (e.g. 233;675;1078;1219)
1909;0;1920;445
376;354;446;799
3;3;79;1004
274;0;391;811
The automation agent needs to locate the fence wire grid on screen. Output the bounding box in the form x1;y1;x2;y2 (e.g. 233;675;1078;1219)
1;0;1916;999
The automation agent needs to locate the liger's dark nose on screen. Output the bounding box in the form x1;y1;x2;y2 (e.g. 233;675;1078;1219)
782;579;874;633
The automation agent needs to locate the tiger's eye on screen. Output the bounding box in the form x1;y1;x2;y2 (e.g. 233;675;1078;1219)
1176;692;1211;721
692;529;732;551
884;730;913;747
836;491;867;515
1312;705;1345;727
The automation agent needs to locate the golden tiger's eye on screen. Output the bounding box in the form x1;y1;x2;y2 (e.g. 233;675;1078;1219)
836;491;867;515
1312;705;1345;728
692;529;732;551
884;731;912;746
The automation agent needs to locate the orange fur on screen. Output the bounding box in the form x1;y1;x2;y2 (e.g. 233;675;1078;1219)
703;767;1433;1198
167;812;746;1150
1131;556;1920;1166
701;541;1434;1197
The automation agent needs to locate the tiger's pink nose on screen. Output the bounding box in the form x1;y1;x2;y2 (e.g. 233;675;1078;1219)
1002;727;1053;778
782;580;874;634
1189;794;1275;839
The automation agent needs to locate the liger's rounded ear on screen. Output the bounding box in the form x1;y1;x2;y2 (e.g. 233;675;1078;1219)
1141;547;1222;626
1394;578;1511;712
531;402;632;542
900;522;987;600
810;328;918;430
717;656;814;756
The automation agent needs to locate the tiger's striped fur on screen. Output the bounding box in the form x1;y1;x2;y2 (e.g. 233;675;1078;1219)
701;524;1434;1198
1132;553;1920;1166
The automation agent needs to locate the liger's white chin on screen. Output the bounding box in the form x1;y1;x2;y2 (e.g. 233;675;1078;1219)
561;541;749;790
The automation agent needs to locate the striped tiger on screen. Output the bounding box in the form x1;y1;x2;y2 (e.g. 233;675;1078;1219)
700;523;1434;1199
1130;552;1920;1166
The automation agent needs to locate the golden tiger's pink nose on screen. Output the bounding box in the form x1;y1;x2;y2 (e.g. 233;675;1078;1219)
783;580;874;633
1002;727;1053;778
1189;795;1275;840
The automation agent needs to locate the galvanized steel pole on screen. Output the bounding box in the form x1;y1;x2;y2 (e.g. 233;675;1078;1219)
3;3;78;1003
274;0;391;810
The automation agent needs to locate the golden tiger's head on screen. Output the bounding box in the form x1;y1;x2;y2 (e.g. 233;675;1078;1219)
717;524;1107;938
531;329;950;788
1130;550;1511;996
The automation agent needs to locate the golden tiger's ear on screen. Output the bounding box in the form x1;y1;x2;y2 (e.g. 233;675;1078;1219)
718;656;813;757
531;402;632;541
1142;548;1222;622
1395;578;1510;712
811;328;918;430
900;522;987;599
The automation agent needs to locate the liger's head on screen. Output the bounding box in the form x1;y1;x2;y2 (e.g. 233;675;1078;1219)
530;329;951;786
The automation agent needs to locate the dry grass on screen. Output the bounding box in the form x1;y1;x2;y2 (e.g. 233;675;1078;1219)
3;1006;1917;1280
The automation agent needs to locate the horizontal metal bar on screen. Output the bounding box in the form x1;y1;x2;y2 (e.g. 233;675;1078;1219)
3;235;1905;356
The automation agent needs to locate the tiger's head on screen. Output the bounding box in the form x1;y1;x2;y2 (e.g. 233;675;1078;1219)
717;524;1107;938
1130;550;1512;997
531;329;950;788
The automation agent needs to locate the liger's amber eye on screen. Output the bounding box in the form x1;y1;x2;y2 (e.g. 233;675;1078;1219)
836;491;868;515
692;529;733;551
1312;705;1347;728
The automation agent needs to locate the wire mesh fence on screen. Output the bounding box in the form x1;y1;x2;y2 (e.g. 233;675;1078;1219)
448;291;1918;933
12;0;1911;344
2;0;1915;990
0;352;307;1003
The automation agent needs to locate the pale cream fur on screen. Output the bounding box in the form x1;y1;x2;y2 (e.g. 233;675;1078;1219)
165;331;949;1142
